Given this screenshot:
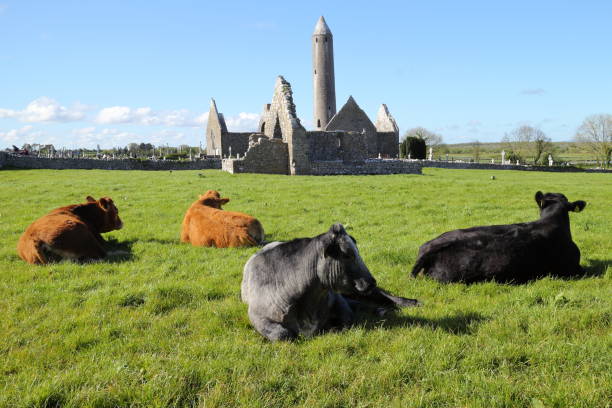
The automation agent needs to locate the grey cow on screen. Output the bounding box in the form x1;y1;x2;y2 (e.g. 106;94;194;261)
241;223;420;341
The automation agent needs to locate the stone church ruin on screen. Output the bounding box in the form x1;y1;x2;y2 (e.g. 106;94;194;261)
209;16;420;175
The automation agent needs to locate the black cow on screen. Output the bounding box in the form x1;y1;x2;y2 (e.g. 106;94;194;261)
411;191;587;283
241;223;420;341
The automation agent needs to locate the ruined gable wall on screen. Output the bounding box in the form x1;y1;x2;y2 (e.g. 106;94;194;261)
257;76;310;175
205;109;226;156
324;98;378;157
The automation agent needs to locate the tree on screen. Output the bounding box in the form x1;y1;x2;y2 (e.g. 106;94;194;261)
471;140;481;162
502;125;552;164
575;114;612;168
400;136;426;159
403;127;443;148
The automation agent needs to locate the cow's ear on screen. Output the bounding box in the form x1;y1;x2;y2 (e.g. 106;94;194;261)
569;200;586;212
349;235;357;244
219;198;230;205
324;239;341;259
98;197;112;210
86;196;96;202
535;191;544;208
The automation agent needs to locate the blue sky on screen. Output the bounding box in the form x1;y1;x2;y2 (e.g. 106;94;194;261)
1;0;611;149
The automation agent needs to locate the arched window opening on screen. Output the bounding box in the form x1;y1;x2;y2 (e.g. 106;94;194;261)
317;119;321;128
273;118;282;139
260;122;266;133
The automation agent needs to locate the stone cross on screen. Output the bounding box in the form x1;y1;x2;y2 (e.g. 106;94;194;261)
516;159;520;165
229;146;232;158
378;153;381;159
408;153;411;160
501;150;506;164
491;158;494;164
548;154;553;166
428;147;433;160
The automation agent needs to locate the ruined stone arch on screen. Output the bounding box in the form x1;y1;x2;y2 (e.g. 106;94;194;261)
273;117;282;139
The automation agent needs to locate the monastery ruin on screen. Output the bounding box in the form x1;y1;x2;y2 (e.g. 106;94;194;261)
207;16;420;175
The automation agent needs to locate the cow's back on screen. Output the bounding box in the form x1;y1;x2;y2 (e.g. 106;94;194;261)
183;204;263;248
18;212;96;264
417;223;551;283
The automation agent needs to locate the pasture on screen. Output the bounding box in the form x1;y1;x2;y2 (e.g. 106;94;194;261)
0;168;610;408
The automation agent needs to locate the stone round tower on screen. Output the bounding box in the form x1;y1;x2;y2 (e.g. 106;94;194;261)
312;16;336;130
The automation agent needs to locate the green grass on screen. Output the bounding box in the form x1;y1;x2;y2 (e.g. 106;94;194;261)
0;168;610;408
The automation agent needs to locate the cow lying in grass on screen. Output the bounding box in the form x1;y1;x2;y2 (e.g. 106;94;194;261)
241;223;420;341
180;190;264;248
411;191;587;283
18;196;123;264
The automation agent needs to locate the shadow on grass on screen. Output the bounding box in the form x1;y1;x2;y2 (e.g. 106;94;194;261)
104;238;135;263
357;310;488;335
138;237;179;245
581;259;609;278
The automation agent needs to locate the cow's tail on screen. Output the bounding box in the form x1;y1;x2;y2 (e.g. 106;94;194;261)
410;253;428;277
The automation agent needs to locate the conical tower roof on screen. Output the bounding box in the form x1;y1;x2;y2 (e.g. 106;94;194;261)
313;16;332;36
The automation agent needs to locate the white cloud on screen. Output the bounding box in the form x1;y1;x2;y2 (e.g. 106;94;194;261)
0;97;88;122
0;125;46;146
520;88;546;96
224;112;260;131
95;106;208;127
71;127;143;148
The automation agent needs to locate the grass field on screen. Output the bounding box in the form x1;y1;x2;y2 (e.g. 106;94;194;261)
0;168;610;408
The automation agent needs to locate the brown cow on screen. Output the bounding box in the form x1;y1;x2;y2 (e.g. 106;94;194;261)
17;196;123;264
180;190;264;247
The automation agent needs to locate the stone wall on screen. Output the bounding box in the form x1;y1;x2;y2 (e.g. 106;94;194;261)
309;159;422;175
221;132;251;157
376;132;399;158
422;160;612;173
222;137;289;175
325;96;378;156
257;76;310;175
307;130;368;162
205;99;227;156
0;152;221;171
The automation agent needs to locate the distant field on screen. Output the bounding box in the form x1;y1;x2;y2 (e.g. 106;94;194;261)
0;168;610;407
441;141;601;165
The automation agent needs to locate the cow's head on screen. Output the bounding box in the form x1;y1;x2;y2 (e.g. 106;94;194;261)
535;191;587;215
86;196;123;232
199;190;230;209
320;223;376;295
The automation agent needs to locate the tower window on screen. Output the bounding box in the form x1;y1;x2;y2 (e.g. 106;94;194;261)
325;37;328;43
317;119;321;128
314;69;316;75
315;38;318;43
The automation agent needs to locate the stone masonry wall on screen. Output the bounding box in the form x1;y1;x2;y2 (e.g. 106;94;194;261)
309;159;422;175
307;131;368;162
422;160;612;173
0;152;221;171
221;132;251;157
376;132;399;158
257;76;310;175
222;137;289;175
